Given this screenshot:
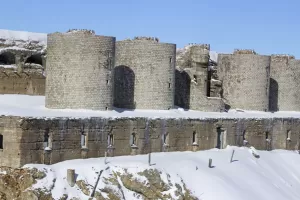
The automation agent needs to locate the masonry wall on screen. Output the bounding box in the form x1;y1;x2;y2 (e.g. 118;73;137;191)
0;68;45;95
270;55;300;111
0;116;24;167
218;52;270;111
0;116;297;168
45;30;116;110
115;38;176;110
175;44;224;112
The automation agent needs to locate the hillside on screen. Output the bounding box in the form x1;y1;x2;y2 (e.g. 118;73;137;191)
1;146;300;200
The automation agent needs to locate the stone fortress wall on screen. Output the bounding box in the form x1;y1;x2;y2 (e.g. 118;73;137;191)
0;29;46;95
1;116;299;168
115;37;176;110
2;29;300;168
45;30;116;110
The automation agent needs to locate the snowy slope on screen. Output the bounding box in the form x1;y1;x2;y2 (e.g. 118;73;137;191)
24;146;300;200
2;94;300;119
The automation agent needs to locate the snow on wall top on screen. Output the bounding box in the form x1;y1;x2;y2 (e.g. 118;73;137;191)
0;29;47;43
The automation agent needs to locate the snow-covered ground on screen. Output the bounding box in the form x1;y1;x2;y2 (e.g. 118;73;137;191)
24;146;300;200
2;94;300;119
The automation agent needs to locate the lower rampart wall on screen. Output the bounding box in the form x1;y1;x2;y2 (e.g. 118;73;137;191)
1;116;300;168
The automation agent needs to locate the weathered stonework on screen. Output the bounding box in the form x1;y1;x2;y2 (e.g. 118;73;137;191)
269;55;300;111
0;30;46;95
114;38;176;110
45;30;116;110
1;116;299;168
218;52;270;111
175;44;224;111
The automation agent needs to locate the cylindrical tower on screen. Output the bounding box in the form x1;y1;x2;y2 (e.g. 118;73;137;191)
45;30;115;110
114;37;176;110
270;55;300;111
218;50;270;111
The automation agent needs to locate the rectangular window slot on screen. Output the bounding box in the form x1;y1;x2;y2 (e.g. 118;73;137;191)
108;134;114;146
0;134;3;149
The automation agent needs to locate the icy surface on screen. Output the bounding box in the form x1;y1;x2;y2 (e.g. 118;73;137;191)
24;146;300;200
2;94;300;119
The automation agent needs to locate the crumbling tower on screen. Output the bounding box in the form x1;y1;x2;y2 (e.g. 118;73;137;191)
175;44;224;112
218;49;270;111
114;37;176;110
189;44;211;109
45;30;115;110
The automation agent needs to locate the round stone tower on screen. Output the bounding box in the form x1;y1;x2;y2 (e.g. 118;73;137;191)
270;55;300;111
45;29;115;110
115;37;176;110
218;49;270;111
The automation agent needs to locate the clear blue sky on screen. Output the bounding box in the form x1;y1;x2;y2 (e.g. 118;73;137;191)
1;0;299;57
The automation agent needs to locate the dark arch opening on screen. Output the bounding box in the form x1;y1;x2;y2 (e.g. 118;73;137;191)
114;65;135;109
0;52;15;65
269;78;278;112
25;54;43;65
175;69;191;109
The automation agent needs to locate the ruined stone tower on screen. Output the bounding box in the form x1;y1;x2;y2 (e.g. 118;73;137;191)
114;37;176;110
45;30;115;110
218;50;270;111
175;44;224;112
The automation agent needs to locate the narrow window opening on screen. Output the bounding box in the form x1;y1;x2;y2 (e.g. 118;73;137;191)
81;131;87;148
105;107;108;110
168;82;171;88
108;134;114;147
287;130;291;141
130;133;137;146
169;57;172;63
216;127;226;149
206;69;212;97
106;80;109;85
0;134;3;150
265;131;271;142
242;130;248;146
163;133;169;145
192;131;197;144
43;128;51;150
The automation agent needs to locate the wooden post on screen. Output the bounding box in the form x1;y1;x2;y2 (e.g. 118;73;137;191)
148;153;151;166
67;169;76;187
208;158;212;168
104;151;107;164
230;150;235;163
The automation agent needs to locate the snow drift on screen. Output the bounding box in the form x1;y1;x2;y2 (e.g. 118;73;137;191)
17;146;300;200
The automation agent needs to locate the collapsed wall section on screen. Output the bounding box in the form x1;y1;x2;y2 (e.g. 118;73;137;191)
218;50;270;111
115;37;176;110
45;30;115;110
175;44;224;111
270;55;300;111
